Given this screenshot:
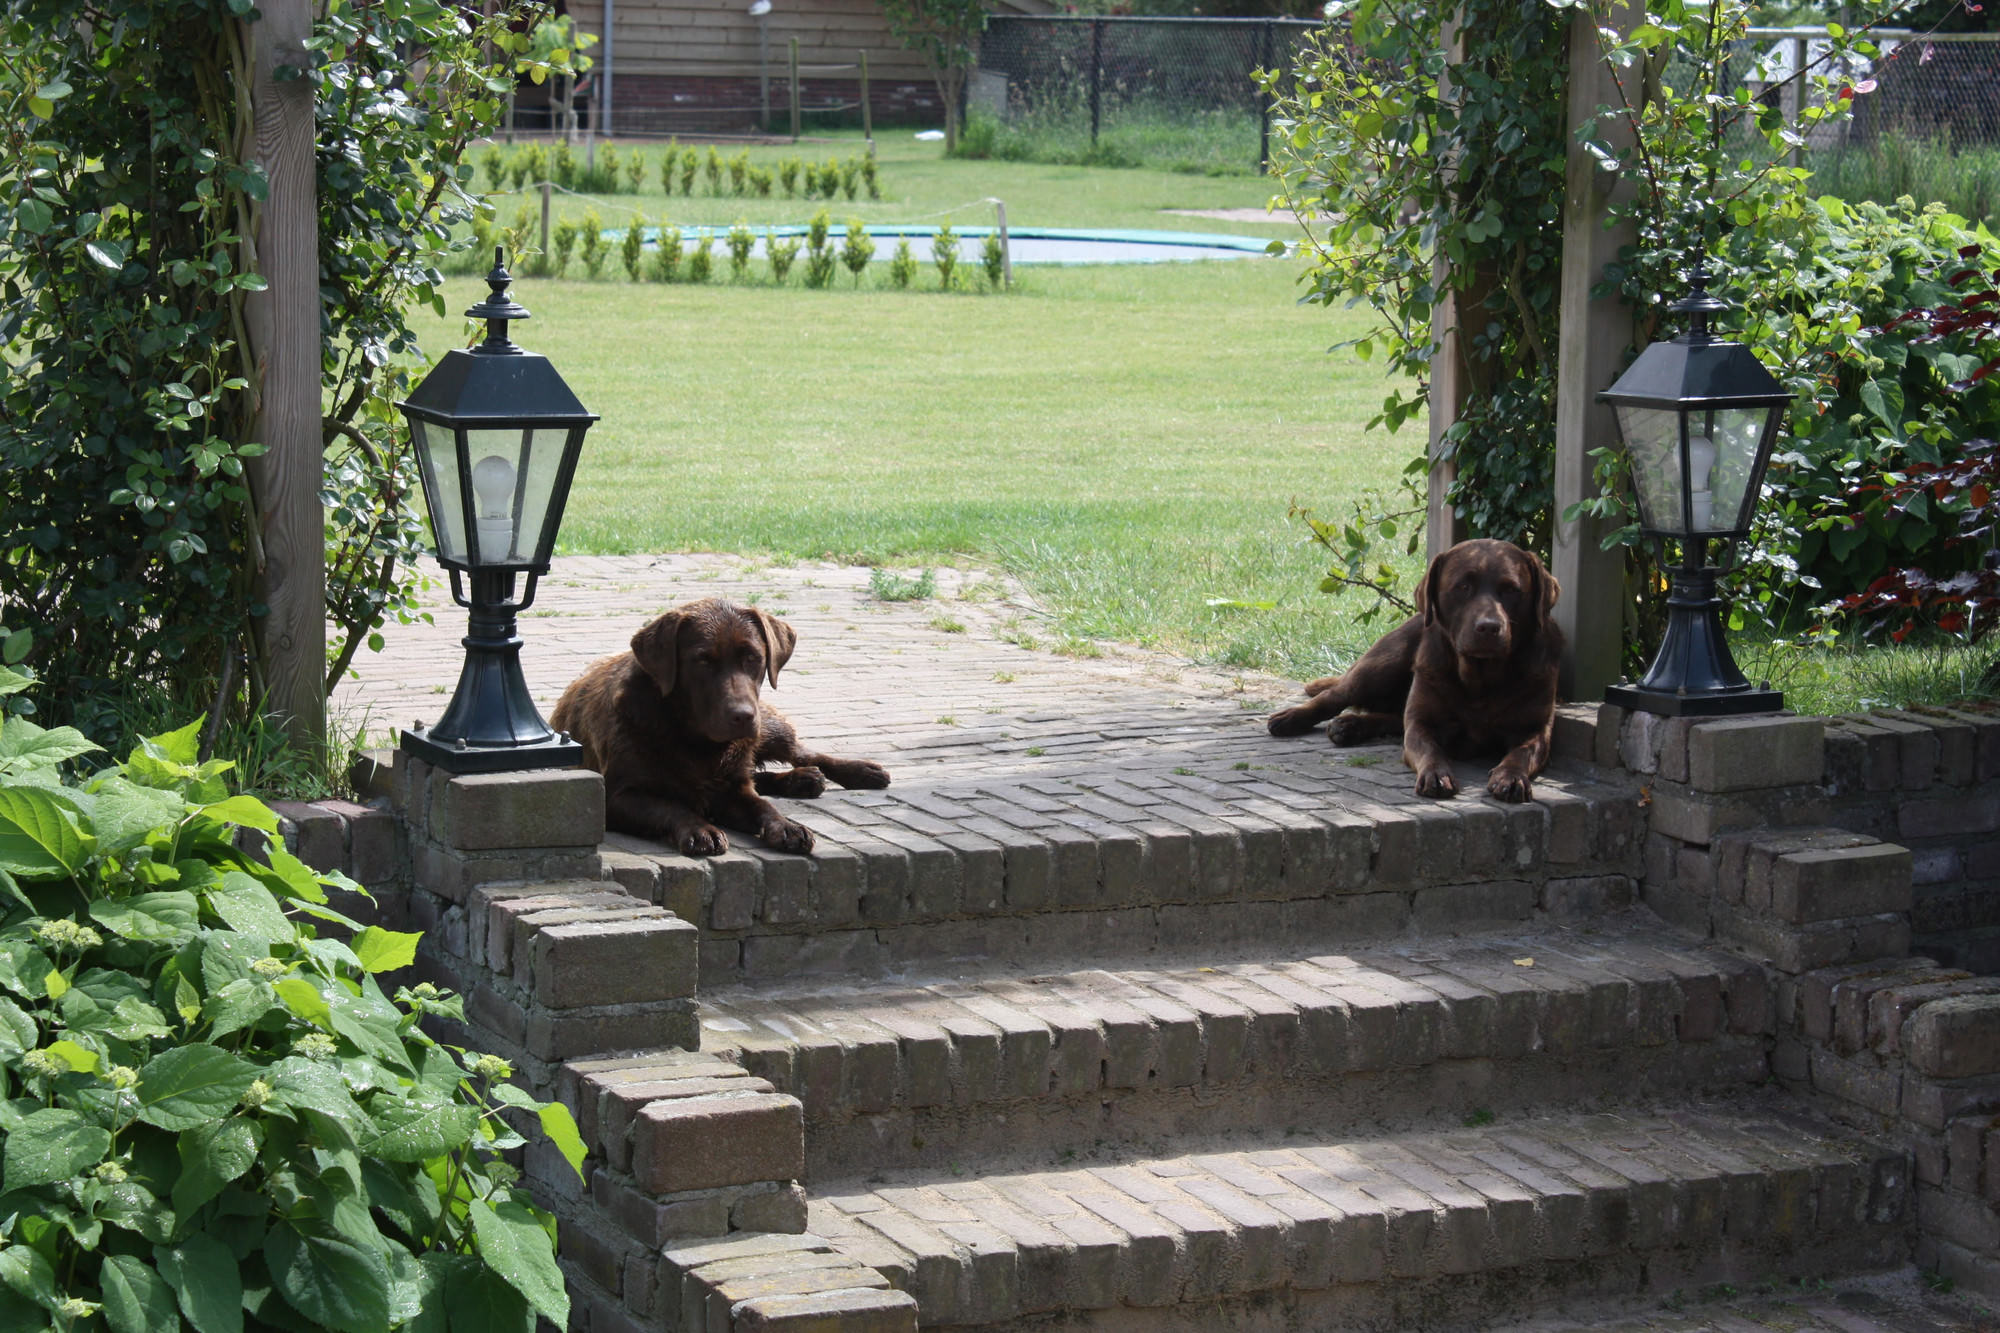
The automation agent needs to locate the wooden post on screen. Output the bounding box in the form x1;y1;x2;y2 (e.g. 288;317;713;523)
860;49;873;144
1425;15;1471;565
539;181;552;264
1551;5;1639;703
241;0;325;751
790;37;801;140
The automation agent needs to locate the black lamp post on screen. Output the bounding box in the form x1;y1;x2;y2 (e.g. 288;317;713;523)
1598;264;1794;717
397;250;598;772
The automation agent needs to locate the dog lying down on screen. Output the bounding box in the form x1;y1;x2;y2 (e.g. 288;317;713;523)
1266;538;1564;803
551;598;890;857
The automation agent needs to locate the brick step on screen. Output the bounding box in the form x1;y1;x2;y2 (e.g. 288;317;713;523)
593;754;1646;987
693;919;1774;1179
800;1104;1912;1330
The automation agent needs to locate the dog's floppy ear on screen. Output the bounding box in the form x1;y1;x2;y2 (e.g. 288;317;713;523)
1416;548;1450;627
1526;549;1561;625
749;608;797;687
630;611;684;695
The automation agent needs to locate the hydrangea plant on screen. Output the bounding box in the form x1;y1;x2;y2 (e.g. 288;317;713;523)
0;668;582;1333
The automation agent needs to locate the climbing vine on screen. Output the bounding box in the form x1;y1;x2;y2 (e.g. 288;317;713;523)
0;0;567;739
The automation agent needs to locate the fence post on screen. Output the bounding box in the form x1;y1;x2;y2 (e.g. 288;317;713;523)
1258;19;1274;174
994;198;1011;289
861;49;873;144
539;181;552;266
1790;33;1808;170
1089;19;1103;149
790;37;801;141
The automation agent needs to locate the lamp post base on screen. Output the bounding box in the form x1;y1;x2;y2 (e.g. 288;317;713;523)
1603;681;1786;718
399;725;582;775
1607;560;1785;718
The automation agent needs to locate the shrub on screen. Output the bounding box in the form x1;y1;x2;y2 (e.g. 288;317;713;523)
981;230;1005;289
686;231;715;283
889;236;917;289
625;145;646;192
662;139;681;194
729;150;750;195
502;205;536;274
750;165;774;197
0;697;583;1333
509;145;536;189
779;157;801;197
767;232;802;284
579;207;609;277
801;162;819;198
862;154;881;200
480;143;507;192
553;216;579;276
679;147;698;195
551;140;576;189
803;222;837;289
932;223;959;289
649;225;684;281
840;157;861;201
704;145;723;194
806;207;831;255
621;216;645;280
841;218;875;286
819;157;841;200
595;142;621;193
727;221;757;279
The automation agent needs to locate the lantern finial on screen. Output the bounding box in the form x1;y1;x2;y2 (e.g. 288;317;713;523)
1668;255;1730;345
466;248;532;353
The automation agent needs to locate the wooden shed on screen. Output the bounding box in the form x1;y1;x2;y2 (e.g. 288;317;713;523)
566;0;1051;134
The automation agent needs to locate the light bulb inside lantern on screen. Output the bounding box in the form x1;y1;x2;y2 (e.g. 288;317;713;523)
471;454;517;562
1686;433;1717;531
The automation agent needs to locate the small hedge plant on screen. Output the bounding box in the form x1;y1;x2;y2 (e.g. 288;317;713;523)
0;671;582;1333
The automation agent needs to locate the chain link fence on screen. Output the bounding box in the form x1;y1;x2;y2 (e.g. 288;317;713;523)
972;16;1319;175
1730;28;2000;223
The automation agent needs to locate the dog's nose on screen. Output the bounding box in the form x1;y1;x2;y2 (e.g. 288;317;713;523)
727;704;757;729
1473;615;1505;639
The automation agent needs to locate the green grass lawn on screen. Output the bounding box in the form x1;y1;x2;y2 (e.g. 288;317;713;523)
424;151;1416;681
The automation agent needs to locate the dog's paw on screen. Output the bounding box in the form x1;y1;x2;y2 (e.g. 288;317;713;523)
1326;714;1378;747
1267;706;1317;738
1414;766;1458;799
839;759;891;790
760;816;816;855
1302;675;1341;697
767;766;827;799
1486;767;1534;803
679;824;730;857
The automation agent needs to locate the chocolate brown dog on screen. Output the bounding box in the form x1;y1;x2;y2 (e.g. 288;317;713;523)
550;598;890;856
1267;539;1563;802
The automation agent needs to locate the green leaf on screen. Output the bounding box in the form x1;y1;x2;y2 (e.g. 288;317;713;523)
265;1224;393;1333
275;976;332;1030
358;1094;478;1162
141;719;203;767
86;777;189;857
326;988;414;1072
174;1117;261;1215
197;794;278;833
0;938;55;998
1858;377;1904;432
13;197;52;235
352;927;421;974
0;1244;56;1310
537;1101;587;1179
156;1233;244;1333
136;1044;259;1130
208;872;291;942
202;978;279;1041
85;239;126;269
92;890;199;945
100;1254;179;1333
470;1198;568;1325
2;1107;112;1191
0;786;88;877
0;997;37;1058
45;1037;96;1071
0;716;99;770
444;1255;533;1333
96;1179;177;1244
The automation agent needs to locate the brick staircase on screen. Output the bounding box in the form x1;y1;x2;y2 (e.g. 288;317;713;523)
317;560;2000;1330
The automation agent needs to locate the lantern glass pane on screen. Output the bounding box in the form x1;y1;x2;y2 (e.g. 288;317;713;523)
513;427;568;564
1614;404;1685;534
1702;406;1770;535
463;428;530;564
411;417;469;564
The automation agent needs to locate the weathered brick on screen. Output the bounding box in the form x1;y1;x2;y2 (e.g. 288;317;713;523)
731;1287;920;1331
1908;995;2000;1079
1901;790;2000;842
274;800;347;873
434;768;604;851
631;1092;804;1194
1686;715;1824;794
531;913;699;1007
1770;843;1913;924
